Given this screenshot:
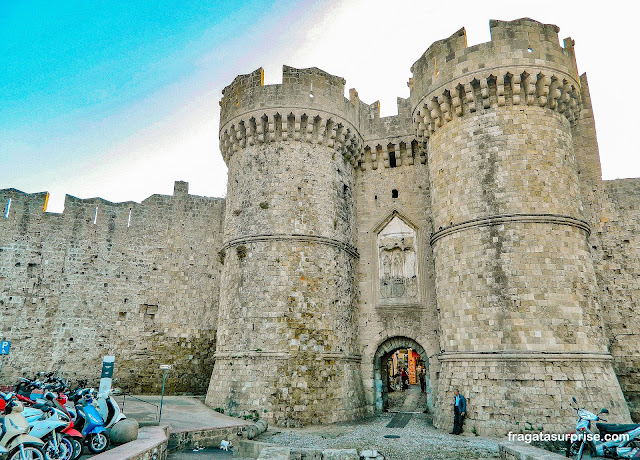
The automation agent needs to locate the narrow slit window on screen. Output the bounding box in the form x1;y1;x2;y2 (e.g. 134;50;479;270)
4;198;11;218
93;206;98;225
127;208;132;227
392;189;399;199
389;151;397;168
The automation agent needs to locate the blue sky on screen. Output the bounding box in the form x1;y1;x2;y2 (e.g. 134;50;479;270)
1;0;638;212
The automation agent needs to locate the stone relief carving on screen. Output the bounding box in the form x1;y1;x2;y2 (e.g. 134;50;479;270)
378;216;418;302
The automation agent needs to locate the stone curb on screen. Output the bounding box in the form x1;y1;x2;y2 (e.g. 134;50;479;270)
499;441;568;459
89;425;169;460
237;440;384;460
257;446;290;460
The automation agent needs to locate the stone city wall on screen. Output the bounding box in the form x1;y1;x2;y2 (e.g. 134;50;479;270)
0;181;224;393
588;179;640;421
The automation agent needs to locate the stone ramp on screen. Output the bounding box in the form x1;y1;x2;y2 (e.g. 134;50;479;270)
119;395;249;430
84;395;254;459
386;385;427;413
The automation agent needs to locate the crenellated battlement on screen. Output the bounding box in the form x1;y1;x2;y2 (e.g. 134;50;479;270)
413;67;583;140
220;66;360;131
358;97;425;170
219;110;364;167
219;66;370;167
360;137;425;171
410;18;580;130
1;189;50;217
1;182;224;234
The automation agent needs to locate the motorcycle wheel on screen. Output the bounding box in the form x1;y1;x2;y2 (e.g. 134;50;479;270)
87;432;109;454
69;438;82;460
9;445;45;460
566;440;589;459
43;437;72;460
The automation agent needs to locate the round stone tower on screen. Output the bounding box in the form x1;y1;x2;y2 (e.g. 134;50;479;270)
411;18;630;434
205;66;366;426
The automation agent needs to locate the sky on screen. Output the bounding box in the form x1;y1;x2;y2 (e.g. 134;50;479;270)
1;0;638;213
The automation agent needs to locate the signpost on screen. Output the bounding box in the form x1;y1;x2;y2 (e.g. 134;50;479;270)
159;364;172;423
0;340;10;375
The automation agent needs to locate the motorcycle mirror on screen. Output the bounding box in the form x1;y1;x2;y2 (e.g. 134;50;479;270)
572;396;577;404
600;408;609;414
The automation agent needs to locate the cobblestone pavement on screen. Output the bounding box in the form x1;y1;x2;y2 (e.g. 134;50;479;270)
168;388;499;459
386;384;428;412
169;413;500;460
255;412;500;460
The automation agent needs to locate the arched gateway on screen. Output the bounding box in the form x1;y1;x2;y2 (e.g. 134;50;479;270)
373;337;430;413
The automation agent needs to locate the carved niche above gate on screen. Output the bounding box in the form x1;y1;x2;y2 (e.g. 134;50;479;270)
376;213;420;307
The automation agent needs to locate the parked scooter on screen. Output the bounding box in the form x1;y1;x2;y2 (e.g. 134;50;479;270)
566;396;640;459
69;390;109;455
22;395;73;460
0;393;45;460
50;393;83;460
14;375;83;460
95;389;126;429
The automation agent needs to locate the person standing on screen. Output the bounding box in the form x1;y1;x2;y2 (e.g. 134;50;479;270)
400;368;409;390
395;371;402;391
418;367;426;393
451;389;466;435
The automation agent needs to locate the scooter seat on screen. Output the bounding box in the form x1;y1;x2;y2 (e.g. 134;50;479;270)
596;423;640;434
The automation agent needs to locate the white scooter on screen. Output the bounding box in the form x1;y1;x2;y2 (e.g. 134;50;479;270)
95;389;126;429
0;393;45;460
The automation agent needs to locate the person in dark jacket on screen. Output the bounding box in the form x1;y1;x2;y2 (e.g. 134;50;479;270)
418;367;426;393
450;389;466;435
400;368;409;390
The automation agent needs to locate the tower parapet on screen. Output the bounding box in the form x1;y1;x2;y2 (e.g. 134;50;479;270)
219;66;363;168
411;18;582;142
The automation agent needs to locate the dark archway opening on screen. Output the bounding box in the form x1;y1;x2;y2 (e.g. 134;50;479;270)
373;337;430;413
